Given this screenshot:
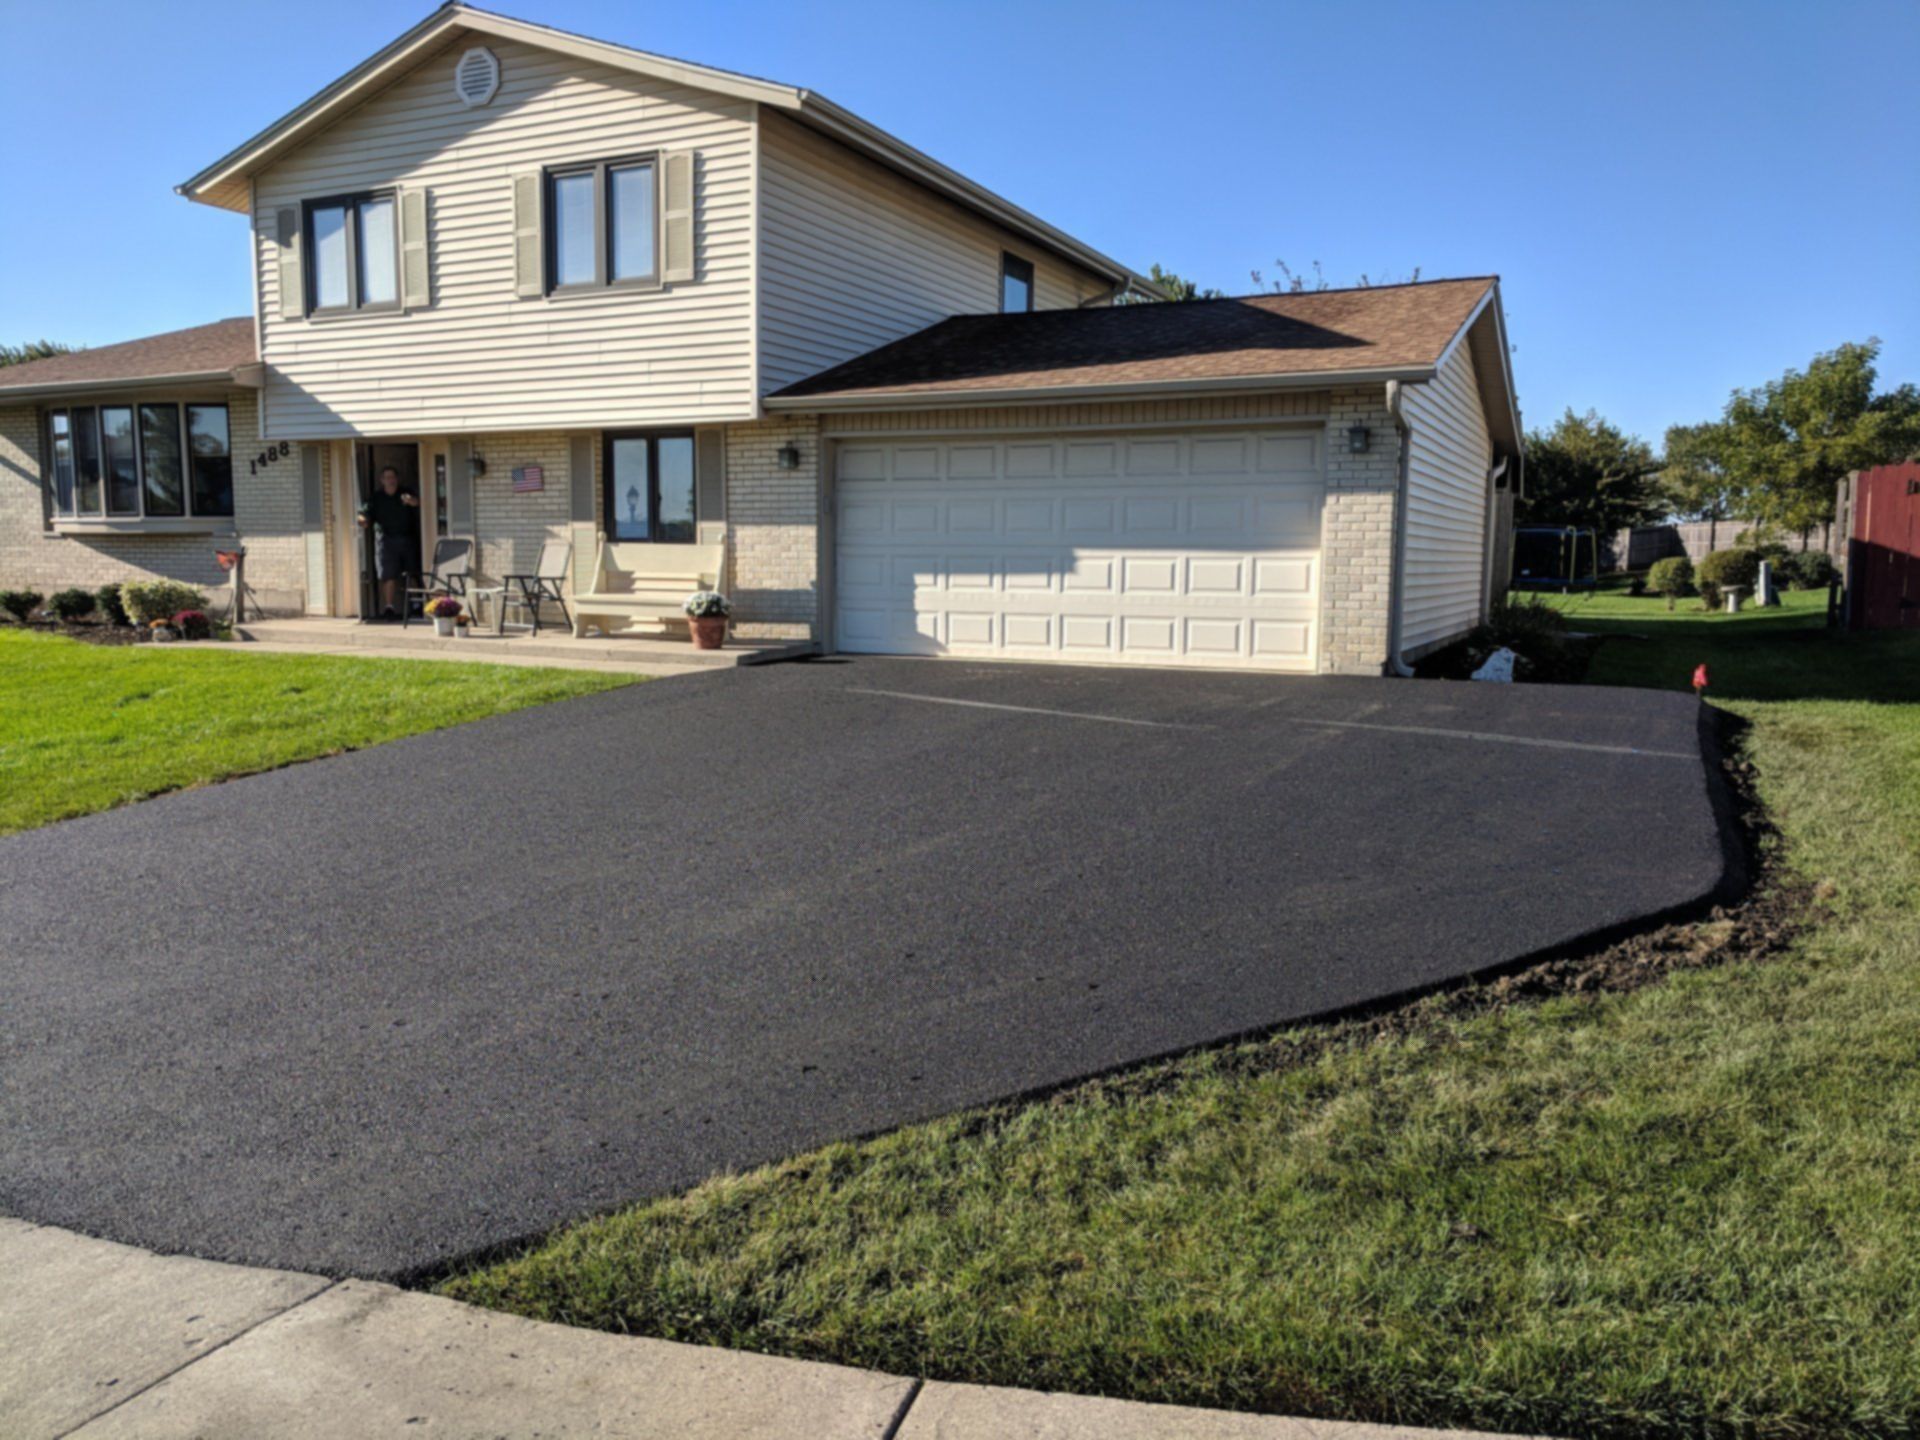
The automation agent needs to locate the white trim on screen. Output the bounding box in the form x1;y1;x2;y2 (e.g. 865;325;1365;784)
746;101;763;418
819;413;1328;440
50;518;238;538
769;367;1431;413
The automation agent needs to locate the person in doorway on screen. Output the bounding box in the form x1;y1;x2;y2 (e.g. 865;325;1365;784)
357;465;420;620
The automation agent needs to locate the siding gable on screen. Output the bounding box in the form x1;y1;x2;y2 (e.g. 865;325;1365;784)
252;36;755;439
756;112;1110;396
1399;340;1495;653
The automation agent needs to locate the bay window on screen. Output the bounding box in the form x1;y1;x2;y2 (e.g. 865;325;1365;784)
44;402;233;523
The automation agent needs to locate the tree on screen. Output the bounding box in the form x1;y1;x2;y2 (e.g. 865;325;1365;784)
1;340;73;368
1517;409;1664;533
1659;421;1741;521
1131;264;1219;302
1250;260;1421;293
1679;340;1920;532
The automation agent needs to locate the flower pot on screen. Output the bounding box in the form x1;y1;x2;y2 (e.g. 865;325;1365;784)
434;616;456;637
690;615;728;650
151;626;178;644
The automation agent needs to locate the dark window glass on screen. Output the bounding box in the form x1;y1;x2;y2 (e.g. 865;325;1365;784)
1001;254;1034;313
71;407;101;514
48;411;74;516
608;436;650;539
552;172;596;287
609;162;656;282
655;435;695;543
357;196;397;307
603;431;696;543
312;204;351;309
139;404;184;516
101;406;140;515
186;405;233;517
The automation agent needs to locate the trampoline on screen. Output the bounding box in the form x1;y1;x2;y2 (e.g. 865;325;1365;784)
1510;525;1600;591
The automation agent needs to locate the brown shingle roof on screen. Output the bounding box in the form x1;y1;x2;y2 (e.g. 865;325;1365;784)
770;277;1496;404
0;318;256;395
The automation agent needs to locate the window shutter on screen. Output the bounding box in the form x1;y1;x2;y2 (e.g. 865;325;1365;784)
512;171;544;298
695;427;724;523
399;186;431;310
448;440;474;534
275;207;304;320
661;151;695;283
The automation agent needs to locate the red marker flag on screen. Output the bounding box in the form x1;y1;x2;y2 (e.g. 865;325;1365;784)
1692;664;1710;695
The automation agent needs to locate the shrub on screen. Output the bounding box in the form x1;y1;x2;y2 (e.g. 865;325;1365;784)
49;588;96;622
1;589;44;623
121;579;208;626
1455;595;1576;681
1699;580;1724;612
1625;574;1647;597
1779;550;1837;590
1698;547;1760;594
1648;556;1694;607
172;608;212;640
94;582;129;627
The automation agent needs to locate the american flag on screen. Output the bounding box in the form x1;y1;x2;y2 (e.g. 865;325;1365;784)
511;464;545;493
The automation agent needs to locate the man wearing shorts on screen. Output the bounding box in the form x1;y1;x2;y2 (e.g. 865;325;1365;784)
358;465;420;620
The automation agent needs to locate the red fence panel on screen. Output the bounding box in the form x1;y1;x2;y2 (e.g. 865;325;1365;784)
1847;462;1920;630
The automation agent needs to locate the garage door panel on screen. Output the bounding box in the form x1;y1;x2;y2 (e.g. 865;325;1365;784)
836;429;1321;672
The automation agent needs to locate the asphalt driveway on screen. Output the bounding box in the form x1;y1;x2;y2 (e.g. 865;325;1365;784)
0;659;1730;1279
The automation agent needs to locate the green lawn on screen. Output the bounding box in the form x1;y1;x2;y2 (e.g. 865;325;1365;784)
0;630;636;835
441;585;1920;1439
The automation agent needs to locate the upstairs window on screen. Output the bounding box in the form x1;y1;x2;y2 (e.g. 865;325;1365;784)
1001;253;1035;313
45;402;232;522
306;192;398;313
546;156;658;292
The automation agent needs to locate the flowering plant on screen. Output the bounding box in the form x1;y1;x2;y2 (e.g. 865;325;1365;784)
683;591;731;619
172;609;212;640
428;596;464;619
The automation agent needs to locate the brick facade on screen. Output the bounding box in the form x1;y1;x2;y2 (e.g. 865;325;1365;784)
1319;385;1402;675
724;415;821;640
0;390;308;613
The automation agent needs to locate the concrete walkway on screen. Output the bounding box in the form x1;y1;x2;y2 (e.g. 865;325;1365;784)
3;1218;1542;1439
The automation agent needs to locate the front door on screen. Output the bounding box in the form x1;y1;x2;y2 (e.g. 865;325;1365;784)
357;442;423;618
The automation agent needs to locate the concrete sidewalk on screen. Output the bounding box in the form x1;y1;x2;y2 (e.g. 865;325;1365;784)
3;1219;1542;1440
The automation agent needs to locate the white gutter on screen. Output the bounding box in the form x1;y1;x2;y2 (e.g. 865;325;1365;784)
0;370;254;404
765;365;1435;412
1383;378;1417;678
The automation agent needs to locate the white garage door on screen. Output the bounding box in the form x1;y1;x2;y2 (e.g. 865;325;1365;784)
833;428;1324;671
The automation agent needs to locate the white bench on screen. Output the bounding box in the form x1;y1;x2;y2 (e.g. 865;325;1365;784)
572;539;725;640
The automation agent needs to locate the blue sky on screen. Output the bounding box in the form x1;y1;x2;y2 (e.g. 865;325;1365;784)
3;0;1914;446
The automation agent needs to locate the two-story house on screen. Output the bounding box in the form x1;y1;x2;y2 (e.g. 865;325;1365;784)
0;2;1521;674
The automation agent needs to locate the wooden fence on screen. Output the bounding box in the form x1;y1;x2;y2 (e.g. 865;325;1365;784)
1601;520;1836;572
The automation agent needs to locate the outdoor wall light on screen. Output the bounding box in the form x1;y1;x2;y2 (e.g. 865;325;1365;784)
777;442;802;471
469;454;488;478
1347;425;1370;454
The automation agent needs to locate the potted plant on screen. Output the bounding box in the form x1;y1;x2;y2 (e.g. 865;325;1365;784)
149;617;178;643
427;595;463;636
453;613;473;638
683;590;731;650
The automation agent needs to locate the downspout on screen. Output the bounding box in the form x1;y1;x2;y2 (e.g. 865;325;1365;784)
1383;379;1417;677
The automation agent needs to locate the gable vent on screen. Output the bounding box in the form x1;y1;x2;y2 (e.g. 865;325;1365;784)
454;46;500;107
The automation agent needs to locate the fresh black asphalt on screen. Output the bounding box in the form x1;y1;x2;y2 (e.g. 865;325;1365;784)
0;659;1731;1279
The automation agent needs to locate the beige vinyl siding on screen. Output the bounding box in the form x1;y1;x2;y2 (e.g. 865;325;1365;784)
252;37;756;439
1399;341;1494;653
756;113;1109;396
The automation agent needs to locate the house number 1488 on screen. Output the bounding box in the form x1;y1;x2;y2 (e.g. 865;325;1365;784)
248;441;292;475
